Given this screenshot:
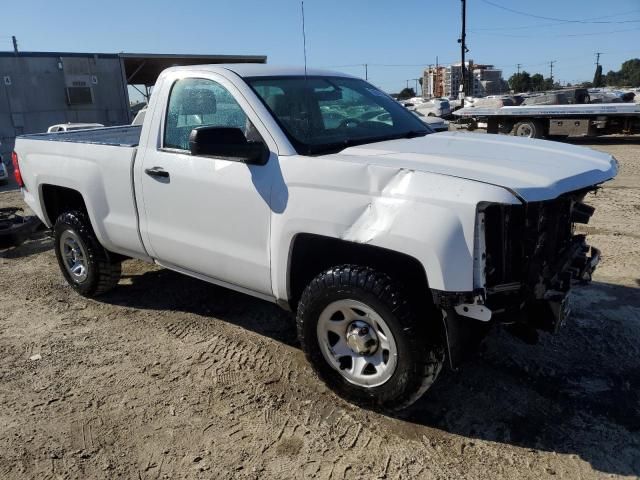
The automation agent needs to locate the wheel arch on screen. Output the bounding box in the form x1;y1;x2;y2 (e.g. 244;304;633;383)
41;184;88;227
286;233;430;311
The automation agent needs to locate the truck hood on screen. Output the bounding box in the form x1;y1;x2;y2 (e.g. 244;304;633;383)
331;132;617;202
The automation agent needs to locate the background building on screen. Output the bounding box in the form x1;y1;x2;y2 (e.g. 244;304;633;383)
422;66;446;98
0;51;266;158
472;64;507;96
422;60;506;98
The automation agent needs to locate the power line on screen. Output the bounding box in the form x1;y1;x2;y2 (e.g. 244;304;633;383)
321;62;459;68
471;8;640;31
468;26;640;38
480;0;640;24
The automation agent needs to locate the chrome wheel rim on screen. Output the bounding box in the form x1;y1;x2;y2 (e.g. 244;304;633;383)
317;299;397;388
59;230;89;283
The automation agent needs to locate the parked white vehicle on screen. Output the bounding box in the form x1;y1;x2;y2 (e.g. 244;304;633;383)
131;108;147;126
414;98;452;117
412;111;448;132
13;65;616;410
46;123;104;133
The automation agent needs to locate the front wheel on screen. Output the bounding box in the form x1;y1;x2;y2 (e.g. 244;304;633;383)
54;210;121;297
296;265;444;411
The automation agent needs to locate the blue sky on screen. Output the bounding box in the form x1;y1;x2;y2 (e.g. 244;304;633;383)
3;0;639;94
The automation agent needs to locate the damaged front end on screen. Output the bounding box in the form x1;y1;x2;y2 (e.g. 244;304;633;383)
434;187;601;368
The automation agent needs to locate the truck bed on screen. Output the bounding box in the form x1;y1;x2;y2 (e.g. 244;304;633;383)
19;125;142;147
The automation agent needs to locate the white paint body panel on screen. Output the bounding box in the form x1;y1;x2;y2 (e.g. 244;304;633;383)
330;132;617;202
14;64;618;303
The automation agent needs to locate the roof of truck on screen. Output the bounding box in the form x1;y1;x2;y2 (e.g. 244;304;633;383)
165;64;357;79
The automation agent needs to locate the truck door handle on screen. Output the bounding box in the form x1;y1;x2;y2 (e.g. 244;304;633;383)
144;167;169;179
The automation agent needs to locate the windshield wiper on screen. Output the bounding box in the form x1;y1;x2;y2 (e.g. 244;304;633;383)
306;130;429;156
306;138;359;155
402;130;429;138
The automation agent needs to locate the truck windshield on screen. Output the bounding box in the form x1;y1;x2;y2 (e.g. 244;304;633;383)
246;76;430;155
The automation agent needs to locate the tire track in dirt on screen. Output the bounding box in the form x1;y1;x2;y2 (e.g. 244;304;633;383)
159;314;468;479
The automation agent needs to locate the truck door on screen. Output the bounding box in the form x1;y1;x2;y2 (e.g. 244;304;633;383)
138;76;274;296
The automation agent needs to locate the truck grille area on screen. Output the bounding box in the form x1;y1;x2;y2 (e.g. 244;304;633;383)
483;188;597;306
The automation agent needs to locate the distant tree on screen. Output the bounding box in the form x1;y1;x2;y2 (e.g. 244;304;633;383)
397;87;416;100
593;65;604;88
530;73;545;91
619;58;640;86
544;77;555;90
602;58;640;87
508;71;531;92
605;70;622;86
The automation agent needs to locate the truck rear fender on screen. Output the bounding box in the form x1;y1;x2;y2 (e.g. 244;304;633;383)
17;141;148;260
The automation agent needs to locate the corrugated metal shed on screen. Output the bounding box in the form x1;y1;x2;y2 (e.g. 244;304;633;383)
0;51;266;158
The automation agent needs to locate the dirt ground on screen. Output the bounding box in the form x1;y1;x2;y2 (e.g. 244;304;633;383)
1;137;639;480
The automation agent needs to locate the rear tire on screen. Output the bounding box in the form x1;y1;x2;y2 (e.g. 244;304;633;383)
54;210;121;297
296;265;444;411
511;119;544;138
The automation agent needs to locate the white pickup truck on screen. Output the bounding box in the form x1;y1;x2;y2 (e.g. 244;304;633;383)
13;64;617;410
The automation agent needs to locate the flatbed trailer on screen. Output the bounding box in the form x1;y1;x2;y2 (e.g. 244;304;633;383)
453;103;640;139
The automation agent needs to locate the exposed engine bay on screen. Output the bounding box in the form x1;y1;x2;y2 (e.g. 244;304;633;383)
482;187;599;337
434;187;601;366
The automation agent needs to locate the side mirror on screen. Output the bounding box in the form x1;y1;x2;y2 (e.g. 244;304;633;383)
189;126;268;165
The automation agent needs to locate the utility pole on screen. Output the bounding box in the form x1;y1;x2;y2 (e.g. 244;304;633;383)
516;63;521;76
459;0;467;107
364;63;368;81
594;52;603;87
12;36;18;54
549;60;556;85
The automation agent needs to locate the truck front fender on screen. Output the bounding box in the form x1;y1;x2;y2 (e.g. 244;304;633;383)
270;157;519;304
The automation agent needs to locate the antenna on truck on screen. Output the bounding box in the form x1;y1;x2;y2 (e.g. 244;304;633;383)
301;1;312;153
301;1;308;76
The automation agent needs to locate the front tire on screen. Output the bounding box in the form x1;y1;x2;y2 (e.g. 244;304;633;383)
54;210;121;297
296;265;444;411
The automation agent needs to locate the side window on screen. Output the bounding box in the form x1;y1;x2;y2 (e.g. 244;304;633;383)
164;78;248;151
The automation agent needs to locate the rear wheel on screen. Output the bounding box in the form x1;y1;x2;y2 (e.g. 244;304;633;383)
511;119;544;138
54;210;121;297
296;265;444;411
